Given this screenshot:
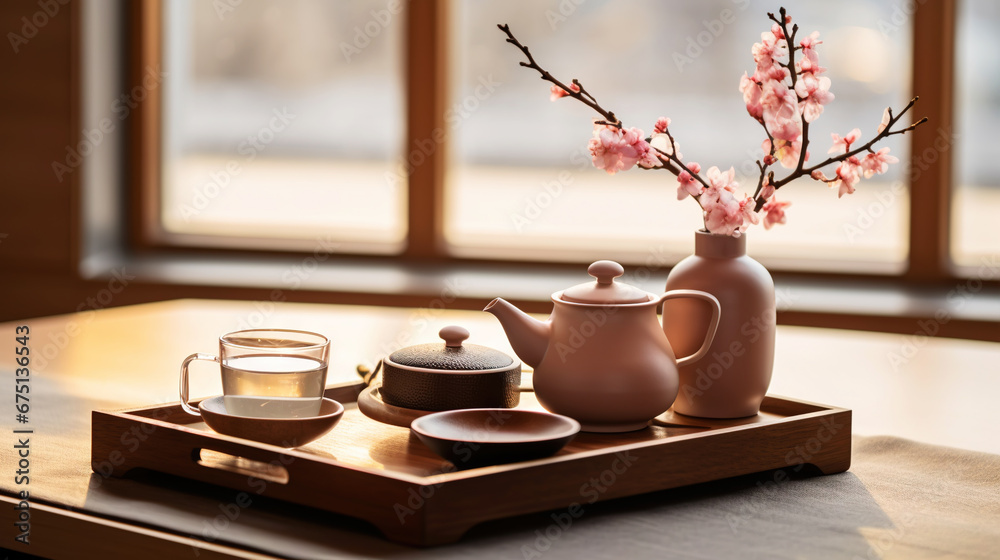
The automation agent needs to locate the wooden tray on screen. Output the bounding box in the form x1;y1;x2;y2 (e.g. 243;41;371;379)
91;381;851;546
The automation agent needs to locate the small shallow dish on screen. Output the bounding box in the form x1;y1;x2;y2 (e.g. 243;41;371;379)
199;396;344;448
410;409;580;469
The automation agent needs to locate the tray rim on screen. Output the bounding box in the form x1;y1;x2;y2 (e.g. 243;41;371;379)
94;380;849;486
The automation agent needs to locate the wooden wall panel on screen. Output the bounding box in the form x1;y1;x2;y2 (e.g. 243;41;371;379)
0;0;77;271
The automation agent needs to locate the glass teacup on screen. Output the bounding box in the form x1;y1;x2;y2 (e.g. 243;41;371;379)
179;329;330;418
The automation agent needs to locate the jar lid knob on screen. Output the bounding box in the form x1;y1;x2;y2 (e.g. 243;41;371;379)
588;260;625;285
439;325;470;348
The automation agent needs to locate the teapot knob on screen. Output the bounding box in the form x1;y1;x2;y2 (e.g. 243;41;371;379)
588;260;625;285
439;325;470;348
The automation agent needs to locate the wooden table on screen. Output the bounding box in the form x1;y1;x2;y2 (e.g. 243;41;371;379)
2;299;998;559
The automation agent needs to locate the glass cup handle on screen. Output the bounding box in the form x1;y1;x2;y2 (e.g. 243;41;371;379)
658;290;722;367
179;353;220;416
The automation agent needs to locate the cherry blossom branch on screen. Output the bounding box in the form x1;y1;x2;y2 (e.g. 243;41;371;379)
754;8;799;201
497;24;619;127
754;96;927;211
768;8;799;87
652;128;713;192
499;23;711;190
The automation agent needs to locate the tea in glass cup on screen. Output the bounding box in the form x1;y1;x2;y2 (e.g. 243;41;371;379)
180;329;330;418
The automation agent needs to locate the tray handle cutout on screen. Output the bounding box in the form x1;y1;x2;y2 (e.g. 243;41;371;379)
194;448;290;485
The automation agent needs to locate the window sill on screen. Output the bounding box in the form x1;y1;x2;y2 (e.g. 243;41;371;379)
77;251;1000;343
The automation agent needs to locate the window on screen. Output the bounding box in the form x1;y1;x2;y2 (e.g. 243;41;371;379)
158;0;406;253
447;0;911;271
953;0;1000;269
135;0;992;285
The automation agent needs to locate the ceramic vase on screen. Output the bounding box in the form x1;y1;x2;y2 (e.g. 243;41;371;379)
662;230;775;418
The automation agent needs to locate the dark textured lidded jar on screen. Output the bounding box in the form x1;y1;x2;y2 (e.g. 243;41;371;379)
381;326;521;411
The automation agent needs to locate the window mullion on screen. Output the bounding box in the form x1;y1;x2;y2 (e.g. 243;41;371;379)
403;0;448;260
908;0;956;281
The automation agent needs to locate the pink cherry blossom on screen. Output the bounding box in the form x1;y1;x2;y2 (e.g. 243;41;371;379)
549;83;580;102
739;196;761;232
811;169;832;182
701;185;743;236
654;117;671;134
833;159;860;198
649;133;681;160
752;31;786;73
796;54;826;76
706;166;738;192
636;140;662;170
588;124;656;174
794;31;826;76
739;72;764;122
798;32;821;64
761;79;801;141
676;162;704;200
877;108;891;134
763;138;806;169
762;198;791;229
794;74;834;122
761;64;790;82
828;128;861;154
770;22;785;40
860;147;898;178
760;180;775;200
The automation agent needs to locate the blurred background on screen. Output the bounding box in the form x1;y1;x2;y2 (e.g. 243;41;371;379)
159;0;995;268
0;0;996;338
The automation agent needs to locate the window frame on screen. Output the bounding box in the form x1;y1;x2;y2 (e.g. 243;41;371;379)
131;0;985;286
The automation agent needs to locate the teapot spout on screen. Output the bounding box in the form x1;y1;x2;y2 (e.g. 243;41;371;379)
483;298;550;368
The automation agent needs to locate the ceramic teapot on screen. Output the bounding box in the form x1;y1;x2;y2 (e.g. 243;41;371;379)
485;260;721;432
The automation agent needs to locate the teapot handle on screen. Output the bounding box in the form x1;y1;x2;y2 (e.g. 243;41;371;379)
657;290;721;367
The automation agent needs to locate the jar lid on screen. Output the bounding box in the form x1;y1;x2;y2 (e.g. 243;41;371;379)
388;326;515;371
560;260;651;304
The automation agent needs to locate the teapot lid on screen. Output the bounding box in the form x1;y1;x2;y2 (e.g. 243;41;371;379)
388;326;515;371
560;261;651;304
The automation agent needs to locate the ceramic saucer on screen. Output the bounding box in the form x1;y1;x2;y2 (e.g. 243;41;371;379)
410;409;580;469
199;396;344;448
